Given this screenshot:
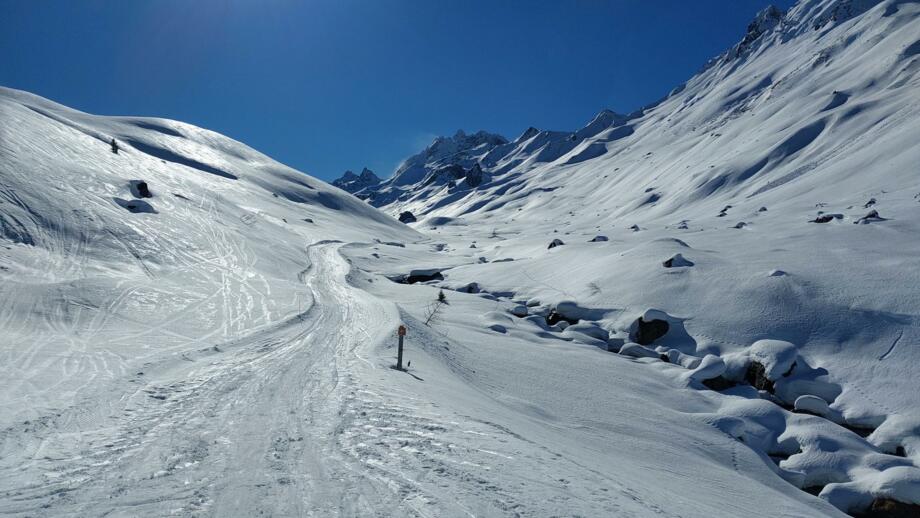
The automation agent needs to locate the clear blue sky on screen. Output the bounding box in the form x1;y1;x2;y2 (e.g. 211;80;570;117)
1;0;795;182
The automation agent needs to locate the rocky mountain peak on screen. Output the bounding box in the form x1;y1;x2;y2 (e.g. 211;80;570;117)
332;167;381;194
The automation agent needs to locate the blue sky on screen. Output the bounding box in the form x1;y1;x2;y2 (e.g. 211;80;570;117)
1;0;795;182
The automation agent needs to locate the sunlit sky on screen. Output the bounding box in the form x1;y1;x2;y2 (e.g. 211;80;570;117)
1;0;795;181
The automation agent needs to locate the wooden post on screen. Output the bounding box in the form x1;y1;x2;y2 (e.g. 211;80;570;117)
396;325;406;370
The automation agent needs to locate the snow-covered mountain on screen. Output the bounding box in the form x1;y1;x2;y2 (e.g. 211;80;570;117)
356;130;509;207
362;0;920;228
331;167;381;194
337;0;920;515
1;0;919;516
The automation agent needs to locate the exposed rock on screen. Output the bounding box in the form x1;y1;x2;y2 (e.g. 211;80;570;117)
811;213;843;223
403;269;443;284
459;282;480;294
663;253;694;268
744;361;774;392
332;167;381;194
130;180;152;198
855;209;886;224
631;317;669;345
398;211;417;223
702;376;738;391
727;5;784;60
548;238;565;249
749;339;798;379
854;499;920;518
589;235;608;242
114;197;156;214
546;311;578;326
465;163;485;187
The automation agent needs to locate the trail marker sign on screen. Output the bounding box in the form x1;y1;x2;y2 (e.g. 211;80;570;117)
396;325;407;370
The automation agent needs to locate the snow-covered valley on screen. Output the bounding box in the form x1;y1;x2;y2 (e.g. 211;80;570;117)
2;0;920;516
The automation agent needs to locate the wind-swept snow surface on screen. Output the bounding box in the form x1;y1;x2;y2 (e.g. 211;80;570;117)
343;0;920;515
0;86;849;517
2;0;920;516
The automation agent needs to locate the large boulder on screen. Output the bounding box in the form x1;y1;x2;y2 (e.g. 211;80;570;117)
684;355;727;382
398;211;417;223
631;316;669;345
548;238;565;249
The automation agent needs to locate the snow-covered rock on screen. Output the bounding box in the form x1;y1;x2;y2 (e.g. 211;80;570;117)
510;304;528;317
684;354;727;382
619;342;662;359
749;339;799;379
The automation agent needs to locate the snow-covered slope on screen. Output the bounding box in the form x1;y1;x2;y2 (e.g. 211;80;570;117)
0;86;428;514
1;0;919;516
339;0;920;515
365;0;919;225
0;86;851;518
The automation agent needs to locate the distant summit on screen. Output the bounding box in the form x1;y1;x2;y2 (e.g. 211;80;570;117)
388;130;509;187
332;167;381;194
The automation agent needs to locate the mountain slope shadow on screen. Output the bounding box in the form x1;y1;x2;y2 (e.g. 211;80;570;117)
124;138;238;180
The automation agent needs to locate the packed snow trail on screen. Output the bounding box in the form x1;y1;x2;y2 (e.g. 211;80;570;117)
0;242;664;517
0;242;402;516
3;240;835;518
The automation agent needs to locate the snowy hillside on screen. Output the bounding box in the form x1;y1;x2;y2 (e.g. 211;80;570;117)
363;0;919;225
341;0;920;515
1;0;919;516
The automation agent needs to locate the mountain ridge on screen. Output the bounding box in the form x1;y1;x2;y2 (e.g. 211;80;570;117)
345;0;916;225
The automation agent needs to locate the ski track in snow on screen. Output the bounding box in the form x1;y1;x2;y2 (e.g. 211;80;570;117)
3;2;920;514
0;244;664;517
